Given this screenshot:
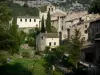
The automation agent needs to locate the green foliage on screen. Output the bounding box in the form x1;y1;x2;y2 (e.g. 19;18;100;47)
8;17;21;53
28;28;40;48
88;0;100;14
44;46;65;66
0;63;33;75
0;3;12;23
9;17;18;37
23;3;29;8
22;52;30;58
41;16;45;33
0;51;9;65
52;70;63;75
6;1;39;16
46;11;52;33
28;38;35;47
68;29;83;69
44;46;50;53
19;30;27;44
39;5;47;12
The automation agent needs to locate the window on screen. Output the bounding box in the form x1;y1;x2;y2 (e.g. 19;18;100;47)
62;26;63;30
54;42;56;45
92;28;95;37
30;19;31;22
97;28;99;33
20;19;22;22
49;42;51;46
85;25;87;28
41;36;43;39
84;30;87;34
25;19;27;22
49;8;50;11
36;24;38;27
52;8;53;11
34;19;36;22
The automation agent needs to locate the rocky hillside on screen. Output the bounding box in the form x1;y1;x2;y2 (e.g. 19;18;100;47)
11;0;93;12
52;0;92;11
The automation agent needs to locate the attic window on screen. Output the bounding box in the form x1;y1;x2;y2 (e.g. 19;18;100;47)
30;19;31;22
34;19;36;22
20;19;22;22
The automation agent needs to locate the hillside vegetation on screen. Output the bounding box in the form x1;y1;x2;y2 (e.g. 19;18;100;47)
6;1;39;16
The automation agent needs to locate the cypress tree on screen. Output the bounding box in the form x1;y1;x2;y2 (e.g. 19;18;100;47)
9;17;18;37
88;0;100;14
9;17;20;53
41;16;45;33
46;11;51;33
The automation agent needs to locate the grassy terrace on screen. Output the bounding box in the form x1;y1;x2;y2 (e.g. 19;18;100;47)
0;55;47;75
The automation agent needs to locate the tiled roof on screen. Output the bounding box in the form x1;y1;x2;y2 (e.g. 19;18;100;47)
41;33;59;38
17;16;39;19
51;9;66;17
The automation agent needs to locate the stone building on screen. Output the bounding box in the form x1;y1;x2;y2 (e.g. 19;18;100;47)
17;16;40;33
88;18;100;42
36;33;59;51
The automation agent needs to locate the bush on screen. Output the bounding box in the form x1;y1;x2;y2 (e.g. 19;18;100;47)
52;70;63;75
0;51;9;64
28;38;35;47
22;52;30;58
35;50;43;55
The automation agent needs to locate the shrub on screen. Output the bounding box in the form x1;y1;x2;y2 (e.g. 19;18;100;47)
0;51;9;64
28;38;35;47
22;52;30;58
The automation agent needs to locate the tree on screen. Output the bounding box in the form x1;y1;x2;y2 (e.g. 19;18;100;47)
8;17;21;53
0;3;12;23
68;28;83;69
88;0;100;14
46;11;51;33
41;16;45;33
9;17;18;37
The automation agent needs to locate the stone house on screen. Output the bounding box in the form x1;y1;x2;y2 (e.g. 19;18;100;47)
36;33;59;51
88;18;100;42
80;18;100;63
95;34;100;64
17;16;40;33
40;4;66;33
39;4;67;41
66;18;90;42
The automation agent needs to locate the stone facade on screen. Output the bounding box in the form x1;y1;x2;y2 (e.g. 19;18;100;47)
36;33;59;51
17;16;40;33
88;19;100;42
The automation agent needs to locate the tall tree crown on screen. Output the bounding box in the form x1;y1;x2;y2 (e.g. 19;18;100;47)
46;11;51;33
41;16;45;33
